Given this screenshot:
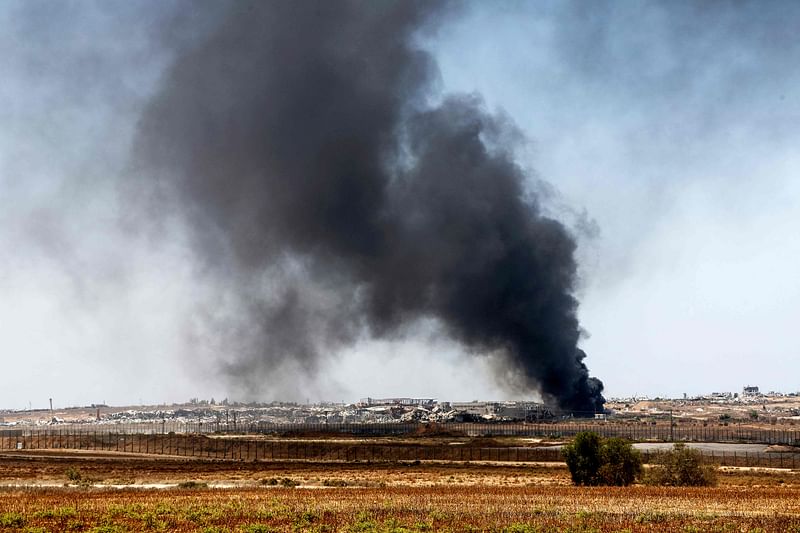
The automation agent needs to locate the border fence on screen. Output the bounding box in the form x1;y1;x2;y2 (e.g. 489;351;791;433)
0;430;799;469
0;421;798;469
2;420;799;444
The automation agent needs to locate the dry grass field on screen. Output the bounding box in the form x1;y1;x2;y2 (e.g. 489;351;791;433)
1;444;800;532
3;483;800;532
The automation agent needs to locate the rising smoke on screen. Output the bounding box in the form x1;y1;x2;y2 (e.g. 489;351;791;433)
132;0;604;413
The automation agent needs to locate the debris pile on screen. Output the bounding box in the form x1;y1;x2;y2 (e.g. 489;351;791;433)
0;399;553;428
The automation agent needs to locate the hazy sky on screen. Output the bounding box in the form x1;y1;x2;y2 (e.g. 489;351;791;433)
1;1;798;409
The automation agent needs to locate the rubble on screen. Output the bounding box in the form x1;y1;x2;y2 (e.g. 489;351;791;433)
0;398;554;428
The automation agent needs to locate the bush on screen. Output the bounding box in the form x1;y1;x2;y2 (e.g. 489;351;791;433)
0;512;24;527
645;443;717;486
322;479;349;487
177;480;209;489
562;431;604;485
562;432;642;486
598;437;642;486
65;467;82;482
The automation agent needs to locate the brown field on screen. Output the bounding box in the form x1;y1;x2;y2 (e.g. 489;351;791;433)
2;443;800;532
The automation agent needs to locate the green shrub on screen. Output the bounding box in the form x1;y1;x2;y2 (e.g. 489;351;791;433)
0;512;25;527
562;432;604;485
177;481;209;489
66;519;85;531
645;443;717;486
348;512;378;532
598;437;642;486
562;432;641;486
321;479;348;487
66;467;82;482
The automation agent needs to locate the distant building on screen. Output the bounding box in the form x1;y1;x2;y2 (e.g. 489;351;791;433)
357;397;436;408
450;401;552;421
743;386;760;396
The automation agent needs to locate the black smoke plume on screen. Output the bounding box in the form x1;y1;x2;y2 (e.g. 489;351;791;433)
132;0;604;413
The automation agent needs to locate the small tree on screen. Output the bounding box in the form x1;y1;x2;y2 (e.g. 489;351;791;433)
562;431;603;485
598;437;642;486
645;443;717;486
563;432;642;486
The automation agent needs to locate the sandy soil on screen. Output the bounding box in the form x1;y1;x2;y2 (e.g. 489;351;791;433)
0;449;570;488
1;445;798;491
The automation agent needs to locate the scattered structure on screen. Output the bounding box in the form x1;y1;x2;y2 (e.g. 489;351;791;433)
449;401;553;421
0;398;555;427
6;389;800;429
357;398;436;408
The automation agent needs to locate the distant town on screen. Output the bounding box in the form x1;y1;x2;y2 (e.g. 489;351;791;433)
2;386;799;428
607;386;800;424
